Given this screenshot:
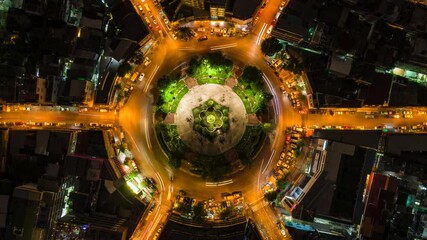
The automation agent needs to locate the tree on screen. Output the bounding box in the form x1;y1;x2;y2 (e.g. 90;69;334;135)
241;66;262;82
193;202;207;223
220;207;232;220
169;154;182;169
117;62;132;77
261;122;273;133
187;57;199;76
264;190;278;202
277;177;288;190
261;37;282;56
156;75;171;91
176;27;194;40
205;51;232;67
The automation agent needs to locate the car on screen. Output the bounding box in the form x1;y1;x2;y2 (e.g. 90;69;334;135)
211;28;214;35
403;114;413;118
198;36;208;42
89;123;99;127
166;24;172;30
279;1;286;10
152;19;157;25
15;121;24;126
143;57;151;67
138;73;145;81
267;25;273;34
365;114;375;119
290;143;297;149
58;122;67;127
171;33;177;39
73;123;84;127
43;122;53;126
161;15;169;24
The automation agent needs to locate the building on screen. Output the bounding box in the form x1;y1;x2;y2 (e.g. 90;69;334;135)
231;0;261;25
5;174;77;240
209;0;227;19
182;0;205;9
272;0;323;44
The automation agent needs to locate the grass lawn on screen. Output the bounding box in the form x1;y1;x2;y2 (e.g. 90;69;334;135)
233;84;265;114
235;126;265;161
159;79;189;113
156;124;188;154
197;76;226;85
192;63;232;84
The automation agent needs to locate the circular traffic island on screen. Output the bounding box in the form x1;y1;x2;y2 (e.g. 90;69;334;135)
176;84;246;156
155;52;272;180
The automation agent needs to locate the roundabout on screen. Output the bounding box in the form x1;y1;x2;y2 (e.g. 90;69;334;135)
119;34;292;240
154;52;271;180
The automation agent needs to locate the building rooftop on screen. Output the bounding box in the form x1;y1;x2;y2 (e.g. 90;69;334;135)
232;0;261;20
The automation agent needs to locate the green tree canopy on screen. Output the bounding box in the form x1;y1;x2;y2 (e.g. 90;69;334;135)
169;154;182;169
203;51;232;67
193;202;207;223
264;190;278;202
241;66;262;82
261;37;282;56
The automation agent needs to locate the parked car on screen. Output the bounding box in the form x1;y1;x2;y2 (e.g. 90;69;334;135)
198;36;208;42
138;73;145;81
143;57;151;67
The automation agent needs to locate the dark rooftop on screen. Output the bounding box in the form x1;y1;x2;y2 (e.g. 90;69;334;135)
314;130;381;149
232;0;261;20
363;73;392;106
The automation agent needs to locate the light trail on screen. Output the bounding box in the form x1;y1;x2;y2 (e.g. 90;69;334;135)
262;149;276;174
205;179;233;186
144;120;152;150
127;134;142;153
144;65;160;92
256;23;268;45
257;157;265;191
210;43;238;51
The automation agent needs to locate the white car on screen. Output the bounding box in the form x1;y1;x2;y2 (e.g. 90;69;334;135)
138;73;145;81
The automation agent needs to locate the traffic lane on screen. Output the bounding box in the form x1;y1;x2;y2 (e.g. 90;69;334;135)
305;112;427;129
0;111;115;124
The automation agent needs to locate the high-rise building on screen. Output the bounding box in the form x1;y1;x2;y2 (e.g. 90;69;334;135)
181;0;205;9
209;0;228;19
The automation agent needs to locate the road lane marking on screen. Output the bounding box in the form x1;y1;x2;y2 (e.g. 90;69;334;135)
257;158;265;190
210;43;238;51
263;74;279;123
262;149;276;174
256;23;268;45
144;65;160;93
127;134;141;153
155;172;165;191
